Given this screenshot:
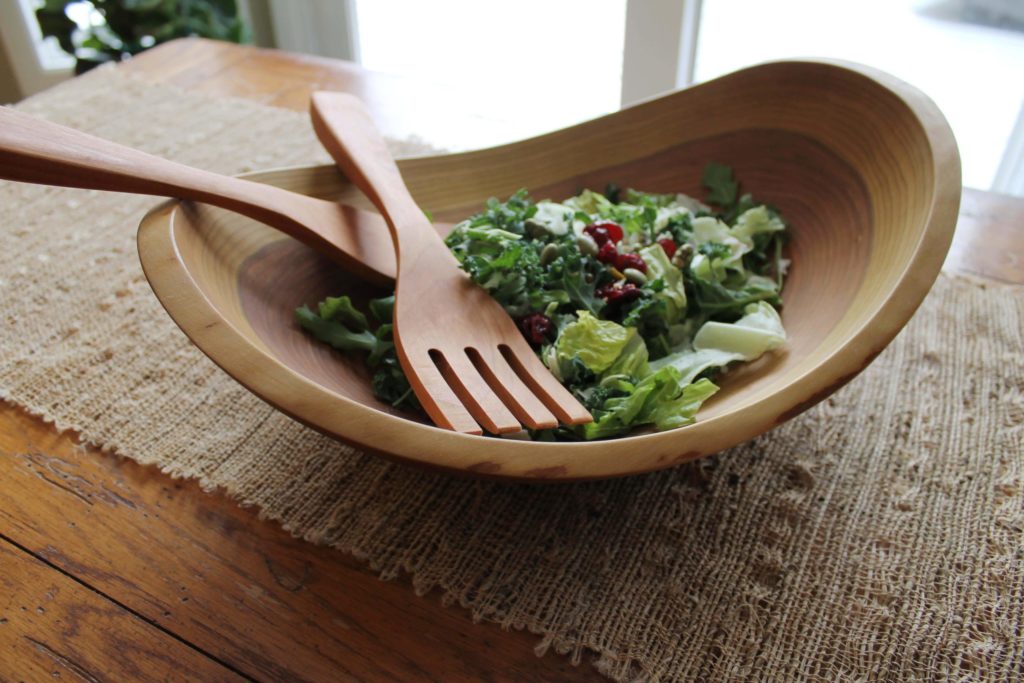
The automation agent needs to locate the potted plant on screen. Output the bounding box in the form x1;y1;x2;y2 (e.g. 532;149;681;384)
35;0;248;74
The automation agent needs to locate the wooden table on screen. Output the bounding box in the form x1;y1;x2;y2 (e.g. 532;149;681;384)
2;38;1022;682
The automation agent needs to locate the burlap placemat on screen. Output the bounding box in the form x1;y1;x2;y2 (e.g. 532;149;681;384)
2;66;1022;682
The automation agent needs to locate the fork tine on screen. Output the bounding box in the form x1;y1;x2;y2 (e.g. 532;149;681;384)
467;347;559;431
500;341;593;426
402;350;483;435
433;350;522;435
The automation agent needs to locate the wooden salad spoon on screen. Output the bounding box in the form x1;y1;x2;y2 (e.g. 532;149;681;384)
0;106;397;286
310;92;593;435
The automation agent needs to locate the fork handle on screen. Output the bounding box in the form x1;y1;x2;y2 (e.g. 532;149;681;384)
309;92;436;261
0;106;396;285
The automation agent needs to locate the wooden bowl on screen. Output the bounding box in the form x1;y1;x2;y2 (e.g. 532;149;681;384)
137;60;960;481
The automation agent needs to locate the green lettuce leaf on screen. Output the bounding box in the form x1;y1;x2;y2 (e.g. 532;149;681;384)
564;189;615;215
581;378;659;440
693;300;785;353
603;331;649;379
732;205;786;244
689;261;781;318
555;312;636;375
581;369;719;439
642;377;720;431
650;302;786;384
526;201;575;236
639;243;687;323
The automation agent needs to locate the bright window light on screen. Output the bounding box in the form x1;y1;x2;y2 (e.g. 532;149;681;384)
696;0;1024;190
355;0;627;137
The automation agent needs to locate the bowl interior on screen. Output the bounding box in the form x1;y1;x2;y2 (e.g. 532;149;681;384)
139;61;957;480
175;127;871;424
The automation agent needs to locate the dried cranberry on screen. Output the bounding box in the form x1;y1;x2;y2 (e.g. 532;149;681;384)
617;286;643;304
616;252;647;274
597;282;642;305
584;222;624;246
518;313;555;345
657;238;677;259
596;241;619;265
584;224;611;246
599;222;624;243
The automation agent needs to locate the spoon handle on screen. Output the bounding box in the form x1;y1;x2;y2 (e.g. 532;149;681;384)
0;106;278;208
0;106;397;284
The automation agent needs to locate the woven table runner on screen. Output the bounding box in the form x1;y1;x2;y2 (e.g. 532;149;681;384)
2;67;1022;682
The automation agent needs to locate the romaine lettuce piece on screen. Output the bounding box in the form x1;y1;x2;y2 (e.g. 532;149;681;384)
581;369;719;439
731;205;786;244
691;216;748;274
639;243;687;323
650;302;786;384
689;265;781;317
653;204;694;233
692;301;785;354
603;331;649;379
582;377;658;440
564;189;614;216
691;215;734;245
648;347;741;387
555;311;636;375
642;377;720;431
690;251;729;284
526;201;574;236
688;206;784;284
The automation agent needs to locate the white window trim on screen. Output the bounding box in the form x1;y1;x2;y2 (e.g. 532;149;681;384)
260;0;705;110
992;100;1024;196
265;0;359;62
620;0;703;107
0;0;74;97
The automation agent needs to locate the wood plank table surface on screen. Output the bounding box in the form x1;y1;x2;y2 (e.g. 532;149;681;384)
2;38;1022;682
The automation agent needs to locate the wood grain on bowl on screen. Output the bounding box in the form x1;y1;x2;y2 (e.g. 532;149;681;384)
238;239;415;418
137;60;961;481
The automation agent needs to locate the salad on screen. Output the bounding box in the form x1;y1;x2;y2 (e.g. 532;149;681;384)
297;164;790;441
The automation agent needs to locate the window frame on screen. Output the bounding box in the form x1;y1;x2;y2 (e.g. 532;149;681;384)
0;0;74;98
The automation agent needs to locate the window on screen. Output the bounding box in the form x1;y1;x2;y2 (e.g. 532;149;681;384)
354;0;627;140
695;0;1024;191
6;0;1023;193
352;0;1023;191
0;0;74;97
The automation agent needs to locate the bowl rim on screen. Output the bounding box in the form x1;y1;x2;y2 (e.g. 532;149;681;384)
137;59;961;481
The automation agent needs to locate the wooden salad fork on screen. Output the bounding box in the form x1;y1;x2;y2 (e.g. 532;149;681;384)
310;92;592;435
0;106;398;286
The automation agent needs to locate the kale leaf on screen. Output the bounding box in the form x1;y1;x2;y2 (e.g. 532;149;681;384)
296;296;418;411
